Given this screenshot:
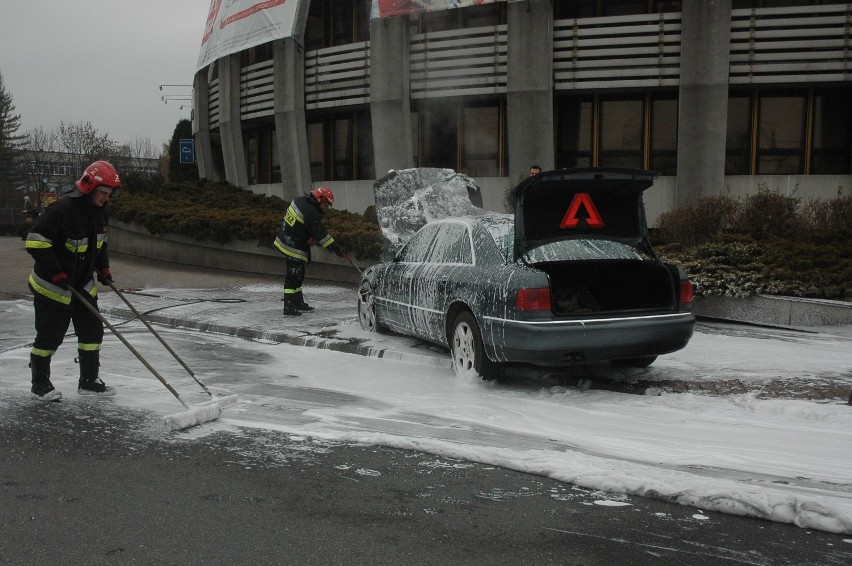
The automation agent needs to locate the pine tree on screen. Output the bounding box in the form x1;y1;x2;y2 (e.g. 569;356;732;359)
0;70;25;207
168;119;199;184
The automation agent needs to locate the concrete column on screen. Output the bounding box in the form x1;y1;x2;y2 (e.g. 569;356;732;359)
506;0;554;184
369;16;414;177
675;0;732;206
192;69;220;182
273;38;312;201
218;53;248;187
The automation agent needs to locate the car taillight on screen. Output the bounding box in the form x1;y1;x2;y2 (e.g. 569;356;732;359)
516;287;552;311
680;280;694;304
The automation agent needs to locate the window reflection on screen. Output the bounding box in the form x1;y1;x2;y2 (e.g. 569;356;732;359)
757;94;805;175
244;125;278;184
556;97;593;168
812;90;851;174
412;99;506;176
599;98;643;169
462;106;500;177
308;111;374;182
555;94;677;174
650;97;678;175
726;95;752;175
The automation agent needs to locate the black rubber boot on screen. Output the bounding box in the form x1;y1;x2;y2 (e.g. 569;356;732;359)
293;292;314;311
282;297;302;316
77;350;116;396
30;354;61;401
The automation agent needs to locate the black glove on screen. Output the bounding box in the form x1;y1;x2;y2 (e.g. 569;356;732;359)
334;247;345;258
51;272;69;290
97;268;113;285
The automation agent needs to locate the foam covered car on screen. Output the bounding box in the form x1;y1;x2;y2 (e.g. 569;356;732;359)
357;168;695;379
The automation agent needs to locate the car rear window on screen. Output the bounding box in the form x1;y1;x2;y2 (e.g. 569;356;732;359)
523;239;643;263
429;223;473;264
483;218;514;262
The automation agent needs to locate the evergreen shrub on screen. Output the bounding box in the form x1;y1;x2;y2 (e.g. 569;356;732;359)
109;179;384;260
655;186;852;300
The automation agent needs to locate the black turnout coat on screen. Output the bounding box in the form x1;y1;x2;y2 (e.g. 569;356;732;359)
274;194;340;264
25;196;110;305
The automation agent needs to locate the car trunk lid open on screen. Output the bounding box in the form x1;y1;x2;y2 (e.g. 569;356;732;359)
511;168;685;317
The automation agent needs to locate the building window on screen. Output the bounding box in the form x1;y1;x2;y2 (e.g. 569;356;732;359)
308;120;324;181
461;105;503;177
555;97;594;168
556;93;677;174
418;101;458;170
409;2;505;34
732;1;832;8
412;98;506;177
726;95;752;175
240;44;273;67
305;0;370;51
307;110;374;182
812;90;851;174
244;124;279;184
599;97;644;169
556;1;682;19
757;93;806;175
649;97;678;175
725;88;850;176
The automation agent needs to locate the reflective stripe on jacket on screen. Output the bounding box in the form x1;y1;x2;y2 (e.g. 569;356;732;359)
274;194;338;263
25;195;109;305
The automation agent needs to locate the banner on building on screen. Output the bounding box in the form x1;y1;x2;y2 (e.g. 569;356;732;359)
371;0;508;20
196;0;299;71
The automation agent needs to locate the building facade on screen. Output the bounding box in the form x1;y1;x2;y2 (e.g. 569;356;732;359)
192;0;852;224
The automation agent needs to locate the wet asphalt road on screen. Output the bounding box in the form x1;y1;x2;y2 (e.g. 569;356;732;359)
3;395;850;566
2;237;851;564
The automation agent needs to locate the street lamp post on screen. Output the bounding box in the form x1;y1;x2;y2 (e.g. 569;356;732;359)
40;176;49;214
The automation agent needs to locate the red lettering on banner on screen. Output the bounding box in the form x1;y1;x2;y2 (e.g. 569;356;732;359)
560;193;605;229
221;0;286;29
202;0;223;44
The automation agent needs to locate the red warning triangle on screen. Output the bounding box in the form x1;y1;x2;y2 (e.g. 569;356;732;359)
560;192;605;229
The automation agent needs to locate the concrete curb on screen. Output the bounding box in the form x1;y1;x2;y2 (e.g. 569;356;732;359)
693;294;852;328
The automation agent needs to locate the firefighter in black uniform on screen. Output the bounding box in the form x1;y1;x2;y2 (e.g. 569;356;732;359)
274;187;347;316
25;161;121;401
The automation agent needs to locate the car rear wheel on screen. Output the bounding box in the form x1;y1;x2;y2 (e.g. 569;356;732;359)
357;284;381;332
451;312;500;380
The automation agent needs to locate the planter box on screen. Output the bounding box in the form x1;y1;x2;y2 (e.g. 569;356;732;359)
108;220;365;284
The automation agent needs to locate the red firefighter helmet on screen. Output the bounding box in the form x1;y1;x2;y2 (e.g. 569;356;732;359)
75;161;122;195
310;187;334;207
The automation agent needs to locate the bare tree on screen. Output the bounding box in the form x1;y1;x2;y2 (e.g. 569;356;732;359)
18;127;58;211
56;121;120;185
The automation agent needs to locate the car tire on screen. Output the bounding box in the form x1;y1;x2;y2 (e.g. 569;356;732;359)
617;355;658;368
357;283;382;332
450;311;500;380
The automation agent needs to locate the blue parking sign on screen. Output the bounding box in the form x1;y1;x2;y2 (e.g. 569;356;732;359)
179;139;195;164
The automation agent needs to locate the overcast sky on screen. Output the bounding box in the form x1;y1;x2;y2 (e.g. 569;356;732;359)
0;1;211;148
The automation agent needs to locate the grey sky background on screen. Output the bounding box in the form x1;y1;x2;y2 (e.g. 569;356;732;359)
0;1;211;148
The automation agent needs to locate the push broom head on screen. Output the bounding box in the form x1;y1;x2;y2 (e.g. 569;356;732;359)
161;394;239;432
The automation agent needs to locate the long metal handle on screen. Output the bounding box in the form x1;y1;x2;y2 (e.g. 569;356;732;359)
68;286;189;408
345;255;362;275
105;279;212;397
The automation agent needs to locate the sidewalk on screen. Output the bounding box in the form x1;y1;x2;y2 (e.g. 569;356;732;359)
0;236;451;368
